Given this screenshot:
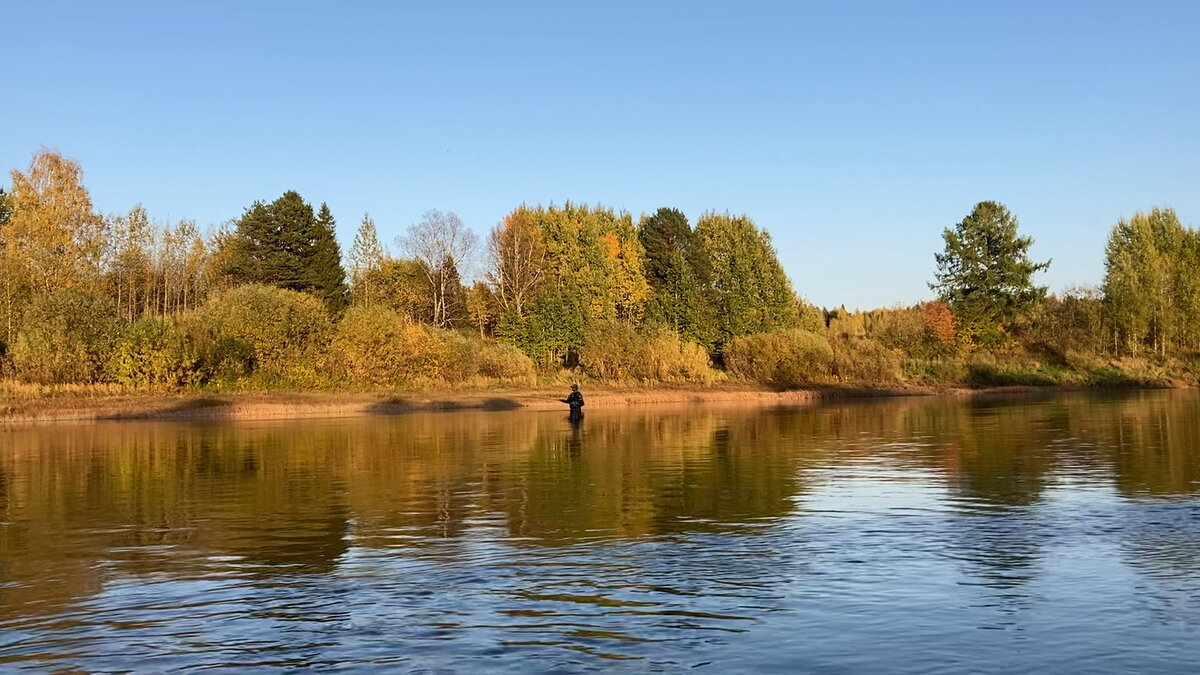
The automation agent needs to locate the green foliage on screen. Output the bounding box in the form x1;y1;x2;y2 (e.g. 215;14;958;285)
1102;208;1199;355
11;290;122;384
931;201;1049;341
223;191;348;311
108;317;202;389
365;257;433;323
638;208;716;347
694;212;800;351
311;204;350;312
198;284;332;377
1026;287;1106;362
724;329;833;388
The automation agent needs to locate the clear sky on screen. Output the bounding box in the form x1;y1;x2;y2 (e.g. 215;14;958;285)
3;0;1197;309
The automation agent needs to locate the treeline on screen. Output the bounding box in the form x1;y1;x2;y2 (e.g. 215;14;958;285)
0;149;1196;391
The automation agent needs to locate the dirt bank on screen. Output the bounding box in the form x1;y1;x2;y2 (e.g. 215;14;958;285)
0;381;1178;426
0;384;945;425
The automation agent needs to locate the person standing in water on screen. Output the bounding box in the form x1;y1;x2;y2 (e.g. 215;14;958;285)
562;384;585;421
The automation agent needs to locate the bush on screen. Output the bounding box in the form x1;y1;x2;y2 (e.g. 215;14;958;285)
108;317;203;389
11;290;123;384
725;329;833;387
579;322;715;382
327;306;445;386
830;338;902;384
641;329;715;382
579;320;645;381
473;340;537;383
327;307;535;387
198;285;332;377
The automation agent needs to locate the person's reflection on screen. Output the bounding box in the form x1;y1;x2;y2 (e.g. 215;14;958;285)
566;413;584;457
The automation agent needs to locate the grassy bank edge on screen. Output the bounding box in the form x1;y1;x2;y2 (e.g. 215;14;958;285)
1;380;1190;426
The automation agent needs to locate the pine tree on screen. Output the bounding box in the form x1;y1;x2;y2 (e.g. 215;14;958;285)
930;201;1050;344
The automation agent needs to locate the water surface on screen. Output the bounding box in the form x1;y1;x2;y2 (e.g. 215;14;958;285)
2;391;1200;672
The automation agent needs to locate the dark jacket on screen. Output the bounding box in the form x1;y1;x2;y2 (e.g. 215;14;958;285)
564;391;584;409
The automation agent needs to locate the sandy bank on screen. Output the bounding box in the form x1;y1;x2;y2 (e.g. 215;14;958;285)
0;384;957;426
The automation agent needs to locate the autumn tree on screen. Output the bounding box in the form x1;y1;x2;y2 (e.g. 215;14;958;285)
487;207;545;318
400;210;476;328
348;214;386;307
2;150;107;342
494;203;649;366
466;282;497;337
931;201;1049;345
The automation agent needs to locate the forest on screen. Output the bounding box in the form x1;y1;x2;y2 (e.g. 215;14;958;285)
0;148;1195;393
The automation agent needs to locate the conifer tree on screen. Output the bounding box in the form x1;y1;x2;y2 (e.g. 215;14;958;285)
310;204;349;312
348;214;385;307
225;191;347;312
931;201;1049;344
638;208;715;347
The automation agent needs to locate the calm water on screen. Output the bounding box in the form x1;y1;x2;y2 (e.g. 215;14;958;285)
2;391;1200;672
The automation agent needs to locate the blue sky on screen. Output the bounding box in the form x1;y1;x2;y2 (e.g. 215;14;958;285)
3;0;1197;309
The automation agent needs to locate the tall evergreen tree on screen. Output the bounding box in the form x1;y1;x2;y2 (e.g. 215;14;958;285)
638;208;714;346
930;201;1050;344
225;191;347;311
310;204;349;312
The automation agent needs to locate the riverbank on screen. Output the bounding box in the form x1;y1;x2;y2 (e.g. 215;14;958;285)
1;380;1183;426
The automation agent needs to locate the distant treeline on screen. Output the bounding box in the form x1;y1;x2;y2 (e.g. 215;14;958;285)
0;149;1195;391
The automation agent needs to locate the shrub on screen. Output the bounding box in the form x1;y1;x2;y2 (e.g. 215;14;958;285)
830;337;902;384
641;329;715;382
579;320;645;381
11;290;123;384
198;284;332;376
473;340;537;383
725;329;833;387
108;317;203;389
326;306;446;386
579;322;715;383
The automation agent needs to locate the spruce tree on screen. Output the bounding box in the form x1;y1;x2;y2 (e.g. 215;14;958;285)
309;204;349;312
227;191;348;312
930;201;1049;343
638;208;715;347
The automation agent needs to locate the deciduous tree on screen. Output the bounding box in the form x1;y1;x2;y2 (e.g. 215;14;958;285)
694;212;799;350
400;210;476;328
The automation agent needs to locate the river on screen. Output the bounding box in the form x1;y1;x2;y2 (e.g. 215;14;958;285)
2;390;1199;672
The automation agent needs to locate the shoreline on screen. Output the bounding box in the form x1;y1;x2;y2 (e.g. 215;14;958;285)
0;382;1180;426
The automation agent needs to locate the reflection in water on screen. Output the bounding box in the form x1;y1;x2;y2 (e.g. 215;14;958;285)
2;391;1200;671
